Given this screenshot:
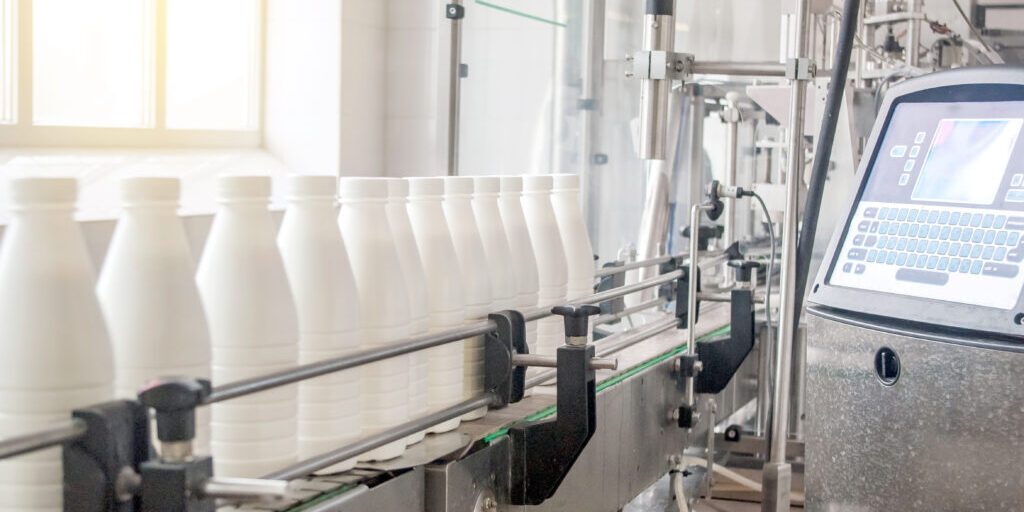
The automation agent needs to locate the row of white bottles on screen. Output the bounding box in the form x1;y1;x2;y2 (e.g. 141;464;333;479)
0;172;594;508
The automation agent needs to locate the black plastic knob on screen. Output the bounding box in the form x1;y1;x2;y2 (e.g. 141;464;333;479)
551;305;601;337
727;260;764;283
138;377;211;443
681;225;724;252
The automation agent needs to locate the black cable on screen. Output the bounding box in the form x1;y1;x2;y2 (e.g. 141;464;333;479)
790;0;860;335
751;192;776;335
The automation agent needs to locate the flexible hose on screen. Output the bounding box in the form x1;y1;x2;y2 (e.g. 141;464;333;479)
751;192;776;334
790;0;860;335
671;469;690;512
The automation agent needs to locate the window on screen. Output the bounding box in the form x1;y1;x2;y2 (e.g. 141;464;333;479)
0;0;263;146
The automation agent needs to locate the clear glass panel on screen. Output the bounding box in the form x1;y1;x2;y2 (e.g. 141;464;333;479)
166;0;260;131
32;0;151;127
0;0;14;124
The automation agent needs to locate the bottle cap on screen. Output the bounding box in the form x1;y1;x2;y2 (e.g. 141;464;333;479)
121;177;180;204
217;176;272;201
408;177;444;197
444;176;475;195
285;174;336;199
338;177;388;199
9;177;78;206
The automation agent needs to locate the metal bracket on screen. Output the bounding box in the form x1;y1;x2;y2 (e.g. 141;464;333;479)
445;3;465;19
694;288;756;394
508;306;599;505
676;266;701;325
64;400;150;512
597;262;626;325
626;50;694;80
508;342;597;505
784;57;815;80
139;456;215;512
484;310;528;408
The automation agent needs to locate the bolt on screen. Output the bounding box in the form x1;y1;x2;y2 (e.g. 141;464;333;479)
483;497;498;512
668;408;680;422
693;361;704;373
673;359;682;373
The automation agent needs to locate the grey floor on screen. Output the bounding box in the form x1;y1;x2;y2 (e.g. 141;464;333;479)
622;473;801;512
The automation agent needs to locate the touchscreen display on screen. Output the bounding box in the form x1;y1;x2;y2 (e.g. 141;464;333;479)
912;119;1023;205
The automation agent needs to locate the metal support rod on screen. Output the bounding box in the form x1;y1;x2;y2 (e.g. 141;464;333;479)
637;1;676;159
512;353;618;371
906;0;922;66
686;203;712;410
593;297;667;326
594;252;684;278
690;61;787;77
579;0;605;226
524;315;681;388
721;94;741;288
522;269;683;322
0;419;86;460
262;395;494;480
206;321;494;404
445;0;464;176
200;477;289;501
764;0;811;508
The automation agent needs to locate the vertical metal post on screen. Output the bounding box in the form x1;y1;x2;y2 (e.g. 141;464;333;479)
720;94;741;287
789;324;807;440
579;0;606;234
755;323;772;437
638;0;675;160
686;203;711;410
763;0;811;509
906;0;922;67
445;1;464;176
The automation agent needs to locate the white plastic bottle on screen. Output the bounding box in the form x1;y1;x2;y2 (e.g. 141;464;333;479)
276;175;362;470
0;178;114;512
337;177;411;460
406;177;465;434
472;177;517;313
442;177;492;421
196;175;299;478
96;177;212;454
385;178;429;445
520;175;569;357
497;176;540;367
550;174;596;302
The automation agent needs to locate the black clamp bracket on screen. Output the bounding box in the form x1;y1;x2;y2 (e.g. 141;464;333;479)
63;400;149;512
509;305;600;505
674;287;756;398
484;310;529;408
596;261;626;323
136;377;216;512
676;265;701;326
681;225;723;252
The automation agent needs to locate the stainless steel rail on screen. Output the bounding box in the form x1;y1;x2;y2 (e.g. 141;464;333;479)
593;297;667;326
205;321;495;404
0;418;86;460
208;269;685;405
262;395;495;480
524;314;681;389
593;253;679;278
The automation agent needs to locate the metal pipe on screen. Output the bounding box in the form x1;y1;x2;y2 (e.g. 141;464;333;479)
522;269;683;322
721;93;741;288
578;0;605;228
262;395;494;480
512;353;618;371
595;253;680;278
445;0;464;176
200;477;289;501
690;61;787;77
686;204;712;410
768;0;810;466
906;0;922;66
0;419;86;461
524;315;680;388
593;297;667;326
638;0;675;160
206;321;494;404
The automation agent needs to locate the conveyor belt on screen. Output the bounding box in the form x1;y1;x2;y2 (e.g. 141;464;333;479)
219;306;732;512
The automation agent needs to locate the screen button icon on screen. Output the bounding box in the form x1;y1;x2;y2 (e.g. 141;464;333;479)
890;145;907;157
915;131;927;143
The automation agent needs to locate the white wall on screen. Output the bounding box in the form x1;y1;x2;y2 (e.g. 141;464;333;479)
264;0;343;174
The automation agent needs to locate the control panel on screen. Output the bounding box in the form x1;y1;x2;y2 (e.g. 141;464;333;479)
829;100;1024;309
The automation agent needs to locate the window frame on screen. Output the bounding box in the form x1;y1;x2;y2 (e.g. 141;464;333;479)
0;0;264;148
